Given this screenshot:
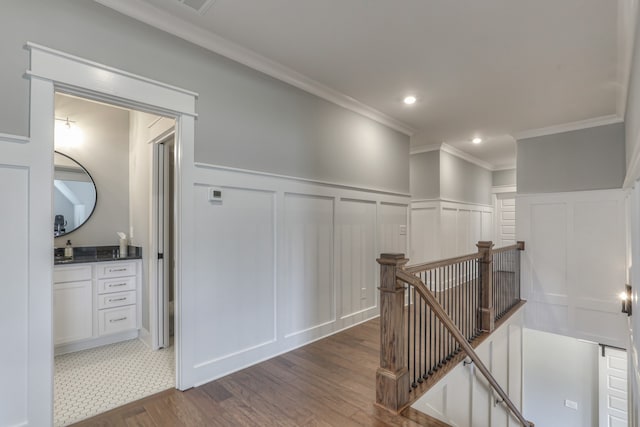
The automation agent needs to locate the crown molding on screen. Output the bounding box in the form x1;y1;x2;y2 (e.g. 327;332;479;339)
411;142;502;171
440;143;494;171
93;0;416;136
616;0;639;118
410;143;442;155
512;114;623;141
491;164;516;172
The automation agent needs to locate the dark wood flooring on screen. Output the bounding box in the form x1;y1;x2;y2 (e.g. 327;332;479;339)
71;317;450;427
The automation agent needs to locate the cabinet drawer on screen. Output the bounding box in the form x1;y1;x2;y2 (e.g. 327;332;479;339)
98;291;136;309
97;276;136;294
98;305;137;336
96;262;136;279
54;265;92;283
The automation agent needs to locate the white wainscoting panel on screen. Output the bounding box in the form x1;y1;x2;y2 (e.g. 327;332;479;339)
441;208;459;259
193;185;276;366
0;165;29;427
379;202;409;254
412;307;524;427
410;207;439;265
284;193;335;336
410;200;494;264
338;199;377;319
517;190;627;347
188;164;409;384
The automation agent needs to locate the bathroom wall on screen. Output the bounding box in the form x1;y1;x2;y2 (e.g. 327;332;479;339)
54;94;130;247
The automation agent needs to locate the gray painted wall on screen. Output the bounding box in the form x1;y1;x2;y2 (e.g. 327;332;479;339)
517;123;625;193
0;0;409;194
523;328;598;427
410;151;440;199
492;168;516;187
53;95;130;247
439;151;492;205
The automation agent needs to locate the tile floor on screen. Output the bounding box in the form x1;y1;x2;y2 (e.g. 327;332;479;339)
54;339;175;426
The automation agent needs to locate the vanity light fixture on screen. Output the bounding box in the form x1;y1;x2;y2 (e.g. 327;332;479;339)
472;137;483;144
403;95;417;105
54;117;83;148
621;284;632;316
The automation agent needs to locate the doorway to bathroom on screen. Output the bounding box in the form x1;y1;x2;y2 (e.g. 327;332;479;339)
52;93;177;426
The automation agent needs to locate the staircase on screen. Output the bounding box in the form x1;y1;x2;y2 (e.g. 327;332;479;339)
376;241;533;427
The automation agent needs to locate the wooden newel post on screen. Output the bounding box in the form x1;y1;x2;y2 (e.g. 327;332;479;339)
376;253;410;412
477;241;495;332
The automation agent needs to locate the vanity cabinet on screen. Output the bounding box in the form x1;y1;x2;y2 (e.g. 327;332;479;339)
53;265;93;345
53;259;141;354
96;261;139;336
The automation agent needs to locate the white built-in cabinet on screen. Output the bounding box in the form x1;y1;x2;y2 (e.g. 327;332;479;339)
53;259;141;355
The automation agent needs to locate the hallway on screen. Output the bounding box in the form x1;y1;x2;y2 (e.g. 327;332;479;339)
72;318;446;426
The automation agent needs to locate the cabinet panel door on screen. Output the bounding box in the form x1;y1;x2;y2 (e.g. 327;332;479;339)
53;281;93;345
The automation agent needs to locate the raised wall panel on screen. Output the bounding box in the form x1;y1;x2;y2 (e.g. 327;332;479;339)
441;208;458;258
457;210;471;254
379;203;408;254
491;328;508;426
571;200;625;303
508;322;523;427
410;207;438;263
284;194;335;336
0;165;28;426
530;203;567;299
339;199;376;317
518;190;627;348
470;210;482;250
481;211;493;241
193;185;276;364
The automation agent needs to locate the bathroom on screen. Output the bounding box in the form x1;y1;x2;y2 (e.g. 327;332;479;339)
53;92;176;426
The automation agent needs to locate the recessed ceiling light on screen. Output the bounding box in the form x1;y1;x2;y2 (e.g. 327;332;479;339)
403;95;417;105
472;137;482;144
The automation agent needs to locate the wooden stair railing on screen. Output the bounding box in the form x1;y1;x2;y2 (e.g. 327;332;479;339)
376;241;533;427
395;269;533;427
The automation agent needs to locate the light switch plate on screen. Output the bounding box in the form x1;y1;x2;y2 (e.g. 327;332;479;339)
399;225;407;235
564;399;578;410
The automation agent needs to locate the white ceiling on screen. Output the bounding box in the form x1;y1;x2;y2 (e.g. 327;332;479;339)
96;0;635;169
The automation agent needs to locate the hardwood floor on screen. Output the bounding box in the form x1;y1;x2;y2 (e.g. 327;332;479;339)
72;318;448;426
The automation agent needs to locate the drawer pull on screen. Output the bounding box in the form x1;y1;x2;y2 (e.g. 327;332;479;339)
108;268;127;272
110;317;128;323
108;297;127;302
108;283;127;288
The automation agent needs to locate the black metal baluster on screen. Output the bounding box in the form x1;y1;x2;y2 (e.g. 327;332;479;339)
428;269;434;375
407;284;411;391
412;286;417;388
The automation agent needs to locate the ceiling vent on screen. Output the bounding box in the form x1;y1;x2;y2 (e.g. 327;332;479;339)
176;0;216;15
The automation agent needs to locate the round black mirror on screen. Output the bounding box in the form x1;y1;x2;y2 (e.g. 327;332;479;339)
54;151;97;237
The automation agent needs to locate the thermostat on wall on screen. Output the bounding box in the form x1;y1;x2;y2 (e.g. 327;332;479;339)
208;187;223;204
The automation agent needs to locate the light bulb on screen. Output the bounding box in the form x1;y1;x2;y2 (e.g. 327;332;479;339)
403;96;417;105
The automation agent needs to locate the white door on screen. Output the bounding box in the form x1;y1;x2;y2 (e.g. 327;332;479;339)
496;193;516;247
155;137;175;348
599;346;628;427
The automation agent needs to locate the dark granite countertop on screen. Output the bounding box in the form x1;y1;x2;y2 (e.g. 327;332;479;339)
54;245;142;265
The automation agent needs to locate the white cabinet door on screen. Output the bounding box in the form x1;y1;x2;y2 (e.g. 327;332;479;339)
53;281;93;345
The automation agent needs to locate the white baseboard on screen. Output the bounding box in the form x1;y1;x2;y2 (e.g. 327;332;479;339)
54;330;140;356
